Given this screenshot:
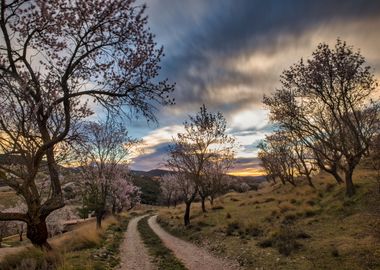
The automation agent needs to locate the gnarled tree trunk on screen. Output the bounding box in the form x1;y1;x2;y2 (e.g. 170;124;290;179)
26;219;51;250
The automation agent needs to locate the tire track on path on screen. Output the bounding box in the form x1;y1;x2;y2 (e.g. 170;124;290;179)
148;215;241;270
119;215;156;270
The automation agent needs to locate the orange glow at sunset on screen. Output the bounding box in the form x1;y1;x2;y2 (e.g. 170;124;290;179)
228;168;265;177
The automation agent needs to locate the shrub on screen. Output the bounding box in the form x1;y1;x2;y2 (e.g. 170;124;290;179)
257;238;273;248
331;247;340;257
290;199;297;204
257;225;304;256
197;221;211;227
296;231;311;239
304;208;319;217
273;226;302;256
226;221;240;236
283;213;297;224
245;223;263;237
325;183;335;192
306;200;316;206
271;210;278;216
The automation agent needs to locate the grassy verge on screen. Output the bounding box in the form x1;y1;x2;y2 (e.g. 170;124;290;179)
137;216;187;270
158;168;380;269
0;215;131;270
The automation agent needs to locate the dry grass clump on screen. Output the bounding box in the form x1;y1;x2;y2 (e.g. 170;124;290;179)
225;219;264;238
52;216;118;251
0;247;63;270
278;202;296;213
0;216;121;270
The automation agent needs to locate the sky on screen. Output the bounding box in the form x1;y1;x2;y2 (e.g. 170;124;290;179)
127;0;380;175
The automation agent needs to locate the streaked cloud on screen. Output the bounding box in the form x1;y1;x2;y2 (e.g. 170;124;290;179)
128;0;380;173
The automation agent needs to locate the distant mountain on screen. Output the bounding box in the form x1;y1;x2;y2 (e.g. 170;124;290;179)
130;169;171;178
239;175;266;184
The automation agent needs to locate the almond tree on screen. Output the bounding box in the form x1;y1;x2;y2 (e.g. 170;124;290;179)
160;173;181;207
110;169;141;214
259;131;317;187
0;0;173;249
264;40;379;196
76;117;139;228
203;152;234;205
167;105;236;224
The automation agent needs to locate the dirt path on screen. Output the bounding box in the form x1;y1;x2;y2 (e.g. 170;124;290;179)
148;215;241;270
118;215;156;270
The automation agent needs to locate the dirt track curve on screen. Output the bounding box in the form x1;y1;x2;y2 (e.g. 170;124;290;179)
148;215;241;270
118;215;156;270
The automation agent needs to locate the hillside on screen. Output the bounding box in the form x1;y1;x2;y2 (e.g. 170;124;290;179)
157;166;380;270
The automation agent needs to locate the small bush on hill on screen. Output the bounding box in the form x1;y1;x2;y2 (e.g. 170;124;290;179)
257;225;306;256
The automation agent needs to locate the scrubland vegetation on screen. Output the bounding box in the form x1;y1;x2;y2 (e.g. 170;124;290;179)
0;215;130;270
158;165;380;269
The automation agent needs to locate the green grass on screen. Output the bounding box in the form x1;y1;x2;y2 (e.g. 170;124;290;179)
158;168;380;269
137;216;187;270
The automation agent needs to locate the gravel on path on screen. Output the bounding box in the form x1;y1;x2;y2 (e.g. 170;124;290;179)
148;215;241;270
118;215;156;270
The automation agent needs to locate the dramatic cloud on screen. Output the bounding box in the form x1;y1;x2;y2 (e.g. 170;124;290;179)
129;0;380;173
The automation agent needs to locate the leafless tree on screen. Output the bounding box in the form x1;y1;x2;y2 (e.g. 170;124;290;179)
287;132;318;187
0;0;173;248
167;105;235;225
203;152;234;205
258;132;297;186
264;40;379;196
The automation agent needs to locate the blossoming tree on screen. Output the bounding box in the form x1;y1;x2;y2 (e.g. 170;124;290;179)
0;0;173;249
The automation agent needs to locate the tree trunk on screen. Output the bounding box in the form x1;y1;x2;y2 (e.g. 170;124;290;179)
96;214;102;229
210;196;214;206
26;219;51;250
184;202;191;226
306;175;315;188
345;169;355;197
201;197;207;213
332;171;344;184
111;202;116;215
19;226;23;241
